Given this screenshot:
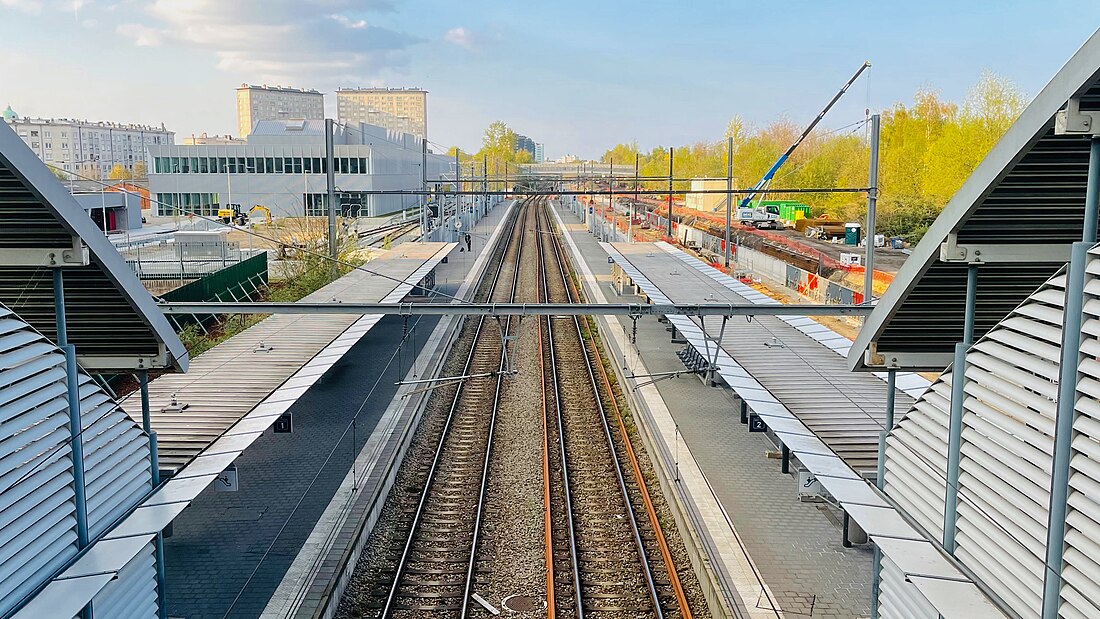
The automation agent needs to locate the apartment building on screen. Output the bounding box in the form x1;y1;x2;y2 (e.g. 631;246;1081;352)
2;106;173;177
236;84;324;137
336;87;428;138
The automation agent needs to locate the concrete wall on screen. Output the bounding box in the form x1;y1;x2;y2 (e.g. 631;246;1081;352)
74;191;142;231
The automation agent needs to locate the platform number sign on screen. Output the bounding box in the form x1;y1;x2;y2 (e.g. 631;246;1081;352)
215;465;238;492
748;413;767;433
274;412;293;433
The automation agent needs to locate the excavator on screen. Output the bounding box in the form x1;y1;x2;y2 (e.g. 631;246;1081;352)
216;204;273;225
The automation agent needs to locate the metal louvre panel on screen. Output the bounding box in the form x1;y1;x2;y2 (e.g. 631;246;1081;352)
877;554;939;619
953;271;1063;618
90;541;158;619
0;303;154;616
0;307;79;616
881;268;1070;619
1063;250;1100;614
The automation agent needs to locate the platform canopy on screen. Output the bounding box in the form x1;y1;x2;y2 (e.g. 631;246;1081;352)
851;28;1100;372
0;121;187;371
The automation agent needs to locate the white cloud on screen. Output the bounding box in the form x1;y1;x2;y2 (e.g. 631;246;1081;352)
116;22;163;46
329;14;367;30
0;0;44;15
115;0;419;84
444;26;477;50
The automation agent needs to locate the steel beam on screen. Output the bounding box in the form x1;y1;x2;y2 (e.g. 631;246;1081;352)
1042;241;1091;618
940;235;1072;263
157;301;875;317
943;264;978;553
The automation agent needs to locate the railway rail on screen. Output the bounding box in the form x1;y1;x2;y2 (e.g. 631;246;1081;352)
338;197;702;619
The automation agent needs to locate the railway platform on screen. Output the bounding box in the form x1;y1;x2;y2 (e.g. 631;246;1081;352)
254;200;519;619
550;201;901;618
157;201;515;619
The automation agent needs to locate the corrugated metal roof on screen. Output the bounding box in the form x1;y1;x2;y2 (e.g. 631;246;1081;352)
118;242;455;472
850;27;1100;372
0;121;187;372
605;241;916;473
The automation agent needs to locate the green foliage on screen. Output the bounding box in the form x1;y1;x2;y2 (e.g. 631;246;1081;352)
599;72;1026;239
107;163;132;180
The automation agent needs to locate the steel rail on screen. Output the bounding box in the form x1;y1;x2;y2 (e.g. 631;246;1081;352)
378;196;526;618
538;201;584;618
535;203;557;619
561;245;696;617
159;301;874;317
459;200;531;619
541;203;665;617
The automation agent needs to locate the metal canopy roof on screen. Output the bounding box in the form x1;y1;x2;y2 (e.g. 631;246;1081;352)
604;241;922;473
0;121;187;372
850;28;1100;372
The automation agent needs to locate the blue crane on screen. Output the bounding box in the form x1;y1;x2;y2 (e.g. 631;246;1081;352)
738;61;872;210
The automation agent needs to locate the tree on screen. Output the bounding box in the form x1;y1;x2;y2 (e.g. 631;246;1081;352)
594;71;1026;241
49;166;69;182
131;162;147;179
108;164;132;180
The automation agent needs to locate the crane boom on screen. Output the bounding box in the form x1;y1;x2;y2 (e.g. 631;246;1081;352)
738;61;872;209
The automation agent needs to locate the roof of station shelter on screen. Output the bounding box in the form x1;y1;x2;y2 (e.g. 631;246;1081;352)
604;241;927;474
851;28;1100;372
0;121;188;372
122;242;455;472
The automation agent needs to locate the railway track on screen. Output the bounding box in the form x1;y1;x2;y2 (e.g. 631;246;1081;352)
536;200;692;618
338;197;701;619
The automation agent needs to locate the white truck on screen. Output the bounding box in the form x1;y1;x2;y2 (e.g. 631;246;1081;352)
737;203;782;229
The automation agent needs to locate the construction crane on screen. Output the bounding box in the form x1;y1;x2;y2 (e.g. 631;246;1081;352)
736;61;872;225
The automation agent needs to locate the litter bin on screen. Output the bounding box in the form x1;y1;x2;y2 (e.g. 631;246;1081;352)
844;222;862;245
891;236;905;249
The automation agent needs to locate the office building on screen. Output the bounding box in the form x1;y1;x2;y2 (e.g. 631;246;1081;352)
236;84;324;137
514;134;536;158
336;87;428;138
148;119;449;218
2;106;172;178
534;142;545;163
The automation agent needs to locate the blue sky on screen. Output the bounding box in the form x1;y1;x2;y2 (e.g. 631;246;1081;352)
1;1;1099;159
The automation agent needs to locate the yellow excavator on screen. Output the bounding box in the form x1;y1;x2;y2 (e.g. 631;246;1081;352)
249;205;272;224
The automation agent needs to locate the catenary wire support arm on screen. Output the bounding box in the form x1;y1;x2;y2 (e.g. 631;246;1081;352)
158;301;875;317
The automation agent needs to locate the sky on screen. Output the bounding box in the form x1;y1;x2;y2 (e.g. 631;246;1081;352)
2;1;1100;160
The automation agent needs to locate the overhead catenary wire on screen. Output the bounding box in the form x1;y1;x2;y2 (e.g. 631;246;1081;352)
46;163;477;306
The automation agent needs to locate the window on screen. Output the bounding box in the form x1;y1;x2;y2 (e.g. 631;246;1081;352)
265;157;275;174
274;158;284;173
199;157;209;173
227;157;237;174
303;157;314;174
348;157;359;174
245;157;256;174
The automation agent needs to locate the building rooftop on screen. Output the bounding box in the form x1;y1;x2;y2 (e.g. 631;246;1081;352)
238;83;321;94
3;115;169;132
336;86;427;93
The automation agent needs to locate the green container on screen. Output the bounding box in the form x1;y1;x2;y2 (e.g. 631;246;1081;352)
845;223;862;245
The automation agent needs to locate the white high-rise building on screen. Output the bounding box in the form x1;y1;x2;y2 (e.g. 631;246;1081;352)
534;142;545;163
2;105;172;178
236;84;324;137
